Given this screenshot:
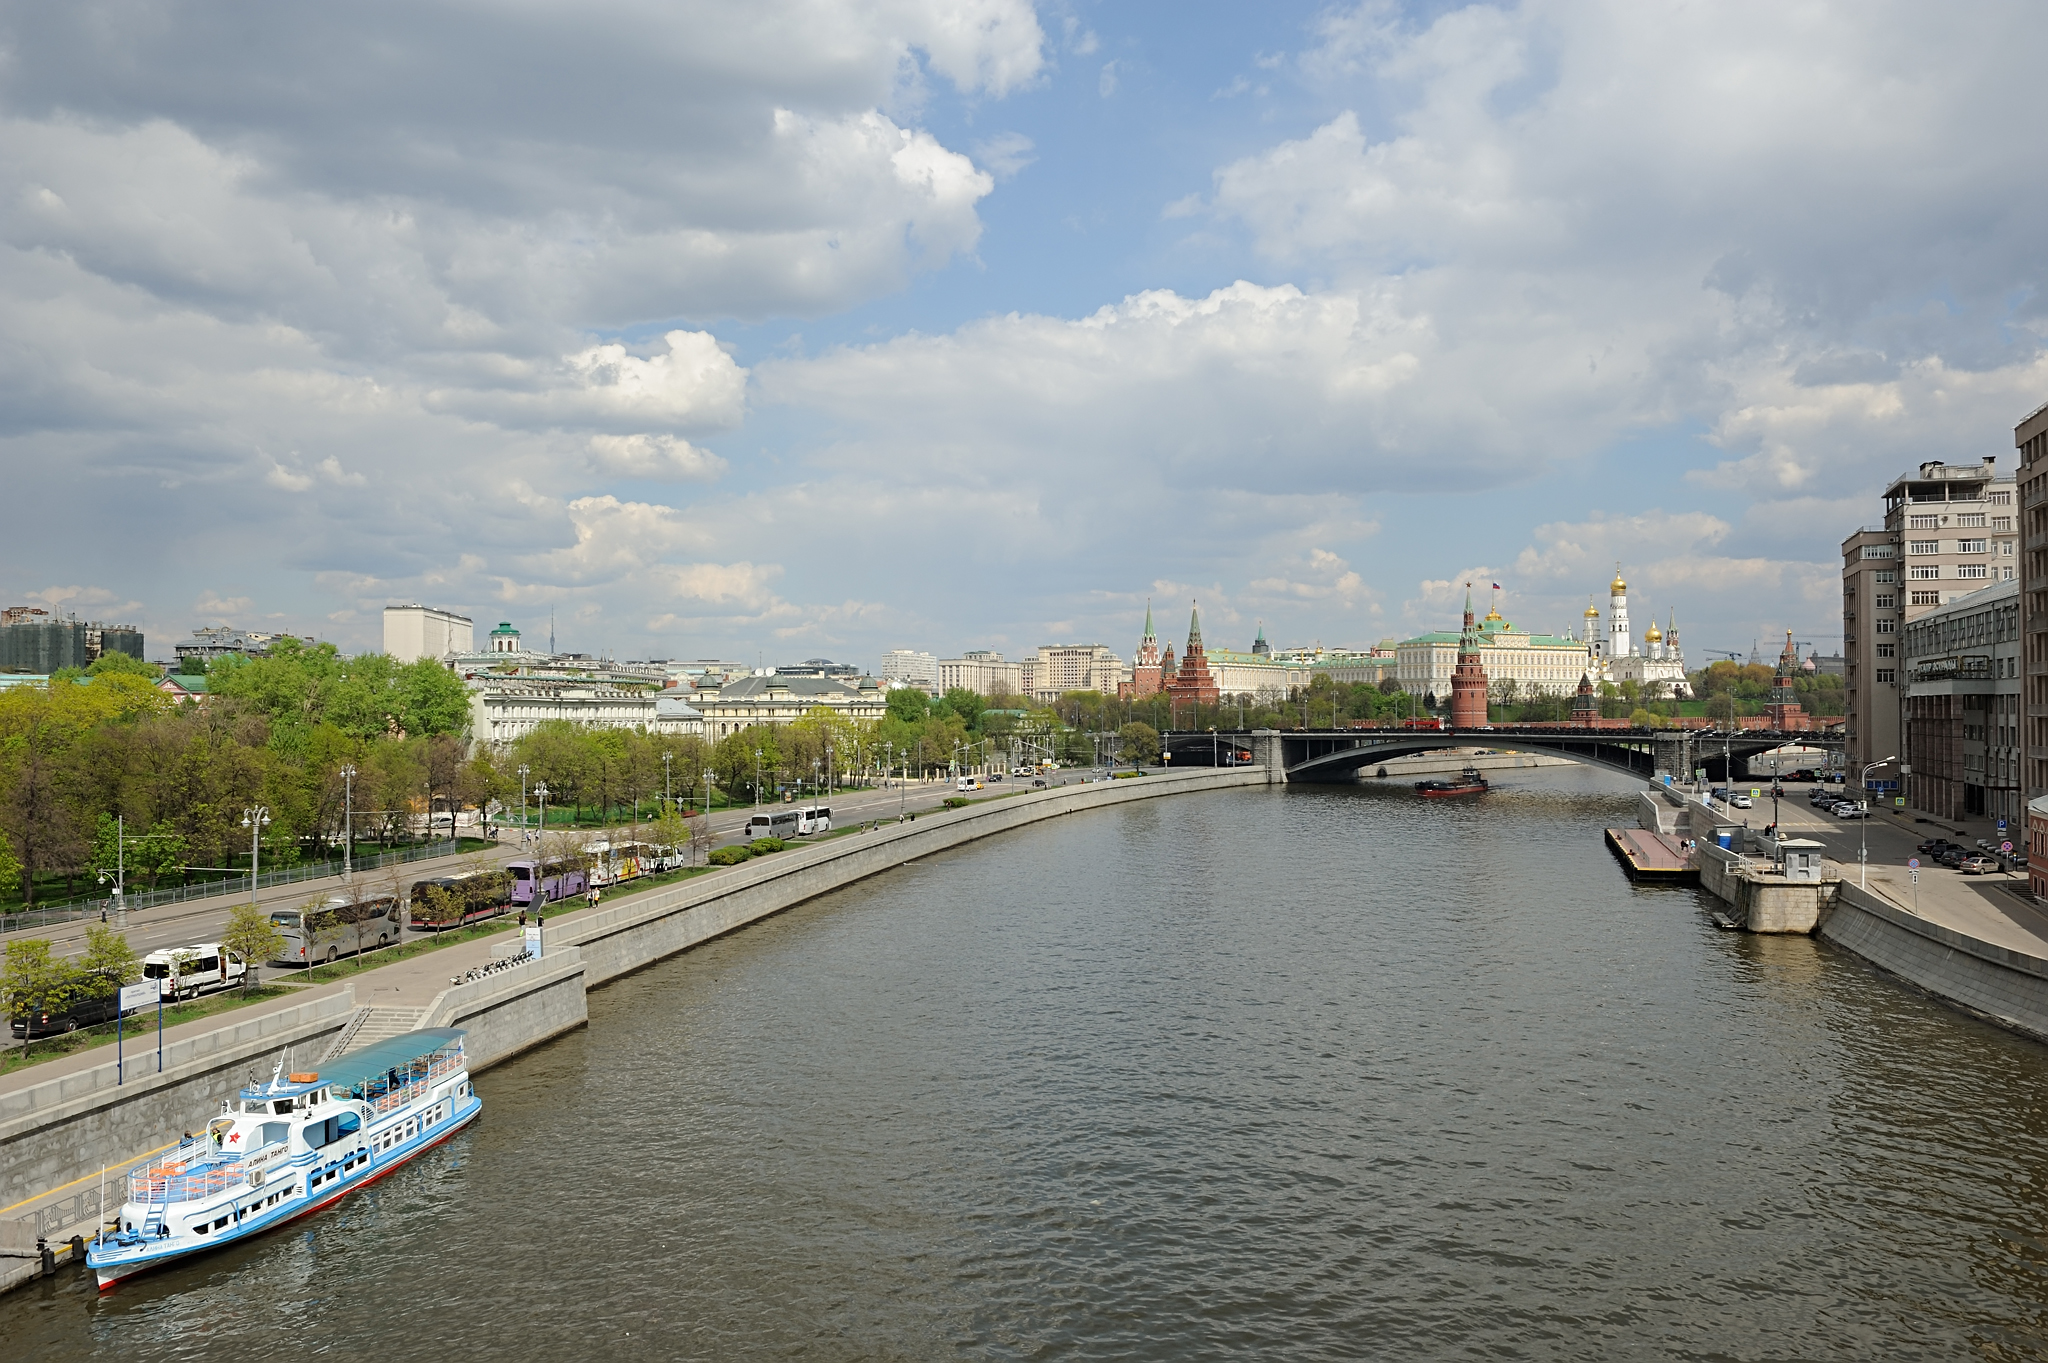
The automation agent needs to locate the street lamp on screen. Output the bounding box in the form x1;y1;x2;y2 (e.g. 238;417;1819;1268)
240;805;271;902
535;782;550;838
754;748;763;809
518;764;531;845
1860;756;1896;889
663;751;673;814
96;814;126;925
339;764;357;882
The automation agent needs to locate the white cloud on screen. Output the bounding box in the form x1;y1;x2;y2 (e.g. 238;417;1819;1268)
1099;62;1119;98
585;434;728;482
973;132;1037;181
195;592;253;617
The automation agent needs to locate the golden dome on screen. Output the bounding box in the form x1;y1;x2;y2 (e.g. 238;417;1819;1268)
1584;601;1600;619
1610;571;1627;594
1644;621;1663;642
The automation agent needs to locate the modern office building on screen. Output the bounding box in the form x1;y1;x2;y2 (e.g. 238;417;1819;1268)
1900;579;2020;825
1843;457;2016;790
383;604;474;663
881;649;938;692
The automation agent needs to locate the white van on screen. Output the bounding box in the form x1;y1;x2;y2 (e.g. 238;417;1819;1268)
956;775;983;793
142;943;247;1000
796;806;832;835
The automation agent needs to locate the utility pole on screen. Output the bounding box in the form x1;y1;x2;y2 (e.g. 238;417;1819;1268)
340;764;356;882
240;805;270;903
518;765;530;846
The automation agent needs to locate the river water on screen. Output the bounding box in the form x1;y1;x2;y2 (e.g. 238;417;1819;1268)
9;768;2048;1360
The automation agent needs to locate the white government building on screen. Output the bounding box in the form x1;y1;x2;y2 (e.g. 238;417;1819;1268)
383;603;473;663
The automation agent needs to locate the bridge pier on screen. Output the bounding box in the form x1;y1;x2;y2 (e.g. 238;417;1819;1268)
1250;730;1285;784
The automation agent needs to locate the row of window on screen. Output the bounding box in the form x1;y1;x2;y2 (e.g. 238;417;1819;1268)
1907;514;2012;529
1906;539;2011;555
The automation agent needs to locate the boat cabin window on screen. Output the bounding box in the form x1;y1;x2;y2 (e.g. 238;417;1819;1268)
273;1099;294;1115
258;1121;289;1148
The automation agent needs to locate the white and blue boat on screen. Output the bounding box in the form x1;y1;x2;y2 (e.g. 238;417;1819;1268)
87;1028;479;1289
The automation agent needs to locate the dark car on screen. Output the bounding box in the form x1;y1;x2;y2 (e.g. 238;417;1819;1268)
9;990;122;1040
1918;838;1958;856
1935;848;1969;869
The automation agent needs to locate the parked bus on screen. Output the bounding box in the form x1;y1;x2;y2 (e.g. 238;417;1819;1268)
407;868;514;932
743;810;800;841
508;857;588;907
796;807;832;835
581;839;663;887
142;942;248;997
268;895;404;966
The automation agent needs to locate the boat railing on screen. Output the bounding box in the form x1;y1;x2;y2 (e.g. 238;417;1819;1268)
362;1048;466;1115
128;1148;246;1205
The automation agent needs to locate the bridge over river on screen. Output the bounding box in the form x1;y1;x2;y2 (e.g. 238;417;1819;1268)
1160;726;1844;785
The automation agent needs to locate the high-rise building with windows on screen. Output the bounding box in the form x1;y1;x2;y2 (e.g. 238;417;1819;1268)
881;649;938;692
1843;457;2016;790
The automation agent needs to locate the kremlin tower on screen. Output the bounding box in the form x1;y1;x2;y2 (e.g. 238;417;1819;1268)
1165;603;1219;710
1127;600;1163;699
1449;584;1489;729
1764;631;1808;731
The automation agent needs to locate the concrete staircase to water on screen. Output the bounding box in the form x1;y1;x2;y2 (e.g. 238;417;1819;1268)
321;1006;426;1061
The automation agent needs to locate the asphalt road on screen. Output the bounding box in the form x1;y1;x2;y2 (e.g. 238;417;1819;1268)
2;771;1101;961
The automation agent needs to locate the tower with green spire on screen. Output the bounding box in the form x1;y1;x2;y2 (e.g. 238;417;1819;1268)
1167;599;1219;708
1252;620;1269;656
1132;598;1164;696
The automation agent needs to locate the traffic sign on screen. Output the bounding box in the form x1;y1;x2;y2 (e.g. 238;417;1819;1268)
1998;819;2009;833
1750;788;1761;798
1910;869;1919;884
1895;797;1906;807
1908;858;1920;869
2003;841;2015;853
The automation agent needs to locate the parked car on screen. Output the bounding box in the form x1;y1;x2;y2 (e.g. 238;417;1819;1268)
1835;803;1869;819
1935;848;1969;868
1959;855;2000;875
10;989;123;1040
1917;838;1954;855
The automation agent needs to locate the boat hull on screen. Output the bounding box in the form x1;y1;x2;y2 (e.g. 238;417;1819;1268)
89;1095;481;1291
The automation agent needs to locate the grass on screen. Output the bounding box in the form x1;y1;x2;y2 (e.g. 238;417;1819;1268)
0;984;302;1080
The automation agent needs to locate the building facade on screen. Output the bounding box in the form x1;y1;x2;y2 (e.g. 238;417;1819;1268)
488;622;522;654
467;679;659;746
1844;457;2016;785
881;649;939;692
384;604;474;663
1901;578;2020;825
938;651;1024;697
690;673;886;740
174;625;286;669
1580;572;1691;697
1022;644;1125;701
0;609;144;673
1397;599;1590;700
2019;402;2048;828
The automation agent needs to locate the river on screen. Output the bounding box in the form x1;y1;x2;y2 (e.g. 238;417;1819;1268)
8;767;2048;1359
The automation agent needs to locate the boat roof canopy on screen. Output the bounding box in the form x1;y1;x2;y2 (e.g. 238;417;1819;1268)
317;1028;466;1093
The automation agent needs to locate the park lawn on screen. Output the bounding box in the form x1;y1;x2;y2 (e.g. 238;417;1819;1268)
0;984;303;1080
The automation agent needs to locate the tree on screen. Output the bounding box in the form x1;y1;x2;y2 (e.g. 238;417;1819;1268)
1;939;77;1049
131;822;190;890
885;687;929;723
651;801;688;864
86;651;158;679
77;923;141;1002
1118;721;1160;766
1707;692;1738;725
0;836;18;900
221;903;286;992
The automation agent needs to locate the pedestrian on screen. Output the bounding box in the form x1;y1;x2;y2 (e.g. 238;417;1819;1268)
518;910;527;928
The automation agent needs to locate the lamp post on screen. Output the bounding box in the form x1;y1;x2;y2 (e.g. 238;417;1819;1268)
535;783;549;839
663;751;673;813
754;748;763;810
518;765;531;845
97;814;127;926
240;805;270;903
339;764;356;882
703;769;713;864
1860;756;1896;889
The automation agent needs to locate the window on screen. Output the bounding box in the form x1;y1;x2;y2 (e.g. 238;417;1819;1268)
1909;565;1941;579
1875;595;1895;608
1996;517;2014;530
1959;513;1986;527
1991;490;2012;504
1909;514;1940;528
1876;643;1895;657
2001;540;2015;555
1958;564;1989;579
1863;544;1895;559
1875;569;1897;583
1959;539;1988;553
1908;540;1940;554
1876;618;1896;633
1877;670;1896;683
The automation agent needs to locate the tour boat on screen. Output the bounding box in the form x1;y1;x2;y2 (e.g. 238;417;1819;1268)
87;1028;479;1290
1415;768;1490;799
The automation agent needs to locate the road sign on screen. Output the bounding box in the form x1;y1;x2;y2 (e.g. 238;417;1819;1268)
1910;870;1919;884
1908;858;1920;869
1751;788;1761;798
1895;797;1906;807
1998;819;2008;833
118;980;160;1014
2003;841;2014;853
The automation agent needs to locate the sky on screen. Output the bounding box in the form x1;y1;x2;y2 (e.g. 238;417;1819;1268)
3;0;2045;670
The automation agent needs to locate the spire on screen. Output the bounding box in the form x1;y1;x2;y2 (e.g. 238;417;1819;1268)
1142;599;1155;642
1188;601;1203;649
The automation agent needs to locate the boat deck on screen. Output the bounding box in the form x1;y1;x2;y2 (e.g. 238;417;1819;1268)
1605;828;1698;883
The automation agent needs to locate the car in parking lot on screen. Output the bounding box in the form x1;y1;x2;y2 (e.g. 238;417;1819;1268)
1959;855;2000;875
1918;838;1957;855
1935;848;1969;868
1834;802;1868;819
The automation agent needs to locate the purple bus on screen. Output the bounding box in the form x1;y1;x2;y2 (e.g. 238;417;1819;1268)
508;857;588;907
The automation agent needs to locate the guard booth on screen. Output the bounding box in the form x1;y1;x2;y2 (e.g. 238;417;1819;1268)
1777;837;1826;883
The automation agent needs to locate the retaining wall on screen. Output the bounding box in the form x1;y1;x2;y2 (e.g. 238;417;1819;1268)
0;989;358;1214
1819;885;2048;1040
420;948;589;1070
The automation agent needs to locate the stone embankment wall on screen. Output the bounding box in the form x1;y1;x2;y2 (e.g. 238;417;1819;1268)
0;990;358;1214
1818;884;2048;1041
0;767;1272;1232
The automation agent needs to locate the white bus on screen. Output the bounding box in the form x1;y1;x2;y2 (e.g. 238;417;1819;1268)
955;775;983;792
141;943;247;1000
796;806;832;835
268;894;404;966
744;810;801;841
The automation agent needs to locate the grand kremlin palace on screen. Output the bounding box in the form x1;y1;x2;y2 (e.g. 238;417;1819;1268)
1397;603;1590;698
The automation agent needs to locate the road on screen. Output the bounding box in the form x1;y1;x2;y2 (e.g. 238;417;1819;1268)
2;771;1102;961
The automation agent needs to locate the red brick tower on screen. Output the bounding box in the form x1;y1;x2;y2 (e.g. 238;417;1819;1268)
1449;583;1489;729
1764;630;1808;731
1166;603;1220;710
1572;671;1599;725
1126;600;1163;699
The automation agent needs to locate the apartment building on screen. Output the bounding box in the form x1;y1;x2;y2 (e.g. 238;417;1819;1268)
1843;457;2016;793
881;649;938;692
1021;644;1126;702
938;650;1024;697
1900;579;2020;825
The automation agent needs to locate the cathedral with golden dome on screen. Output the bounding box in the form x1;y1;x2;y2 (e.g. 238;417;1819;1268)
1581;564;1692;699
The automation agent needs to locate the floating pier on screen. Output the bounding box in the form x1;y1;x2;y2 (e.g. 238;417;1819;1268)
1605;827;1697;883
